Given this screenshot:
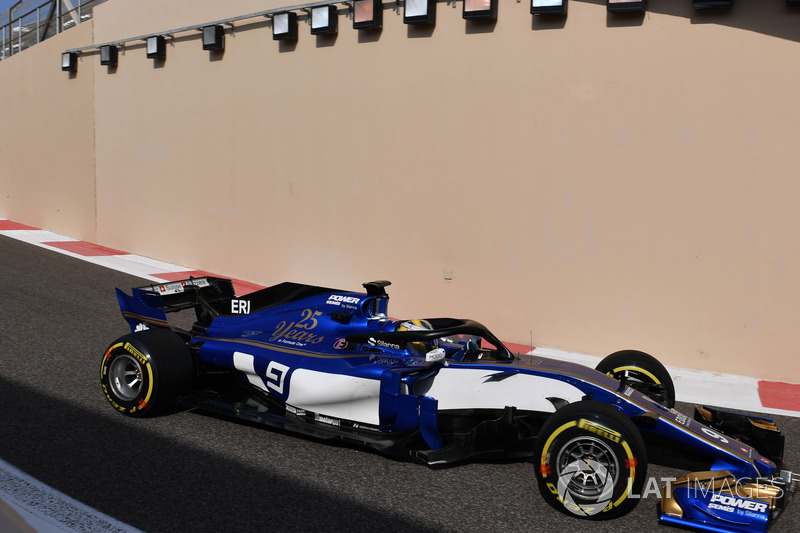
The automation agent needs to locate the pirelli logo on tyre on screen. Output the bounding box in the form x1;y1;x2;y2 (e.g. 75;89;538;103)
124;342;148;365
578;418;622;443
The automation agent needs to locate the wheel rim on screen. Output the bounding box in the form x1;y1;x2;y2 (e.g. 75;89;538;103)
109;354;144;401
556;436;619;504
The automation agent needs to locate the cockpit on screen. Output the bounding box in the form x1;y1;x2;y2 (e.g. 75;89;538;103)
345;317;514;363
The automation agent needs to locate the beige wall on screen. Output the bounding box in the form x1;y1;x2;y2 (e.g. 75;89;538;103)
3;0;800;382
0;21;95;240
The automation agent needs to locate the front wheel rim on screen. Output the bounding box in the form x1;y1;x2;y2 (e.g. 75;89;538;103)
556;436;619;501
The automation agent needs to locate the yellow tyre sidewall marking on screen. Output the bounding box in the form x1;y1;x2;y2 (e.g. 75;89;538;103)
100;341;155;412
100;342;124;379
123;343;155;411
610;365;660;384
137;358;154;411
541;417;637;513
613;439;635;509
539;420;577;479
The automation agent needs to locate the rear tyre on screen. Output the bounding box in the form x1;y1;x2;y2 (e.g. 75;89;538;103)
534;401;647;520
596;350;675;408
100;329;194;417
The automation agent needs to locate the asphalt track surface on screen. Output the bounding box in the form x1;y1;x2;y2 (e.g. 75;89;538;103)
1;234;798;533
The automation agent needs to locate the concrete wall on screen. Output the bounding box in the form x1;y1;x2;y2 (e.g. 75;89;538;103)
3;0;800;382
0;21;95;240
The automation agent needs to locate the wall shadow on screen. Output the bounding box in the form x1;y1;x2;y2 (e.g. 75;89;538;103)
466;18;498;35
606;10;646;28
358;28;383;44
531;14;568;32
595;0;800;42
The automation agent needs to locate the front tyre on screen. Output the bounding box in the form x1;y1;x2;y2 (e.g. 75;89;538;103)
100;329;194;417
596;350;675;408
534;401;647;520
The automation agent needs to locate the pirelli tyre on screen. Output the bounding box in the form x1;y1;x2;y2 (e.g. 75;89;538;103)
534;401;647;520
596;350;676;409
100;329;194;417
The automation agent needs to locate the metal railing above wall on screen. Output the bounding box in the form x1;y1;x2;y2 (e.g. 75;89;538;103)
1;0;107;61
62;1;361;54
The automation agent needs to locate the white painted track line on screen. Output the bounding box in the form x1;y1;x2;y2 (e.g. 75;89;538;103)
0;459;141;533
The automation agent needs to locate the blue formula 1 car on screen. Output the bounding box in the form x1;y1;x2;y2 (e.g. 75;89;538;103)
100;277;796;531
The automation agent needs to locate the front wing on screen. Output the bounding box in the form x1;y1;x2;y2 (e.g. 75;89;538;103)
660;470;795;533
658;407;796;532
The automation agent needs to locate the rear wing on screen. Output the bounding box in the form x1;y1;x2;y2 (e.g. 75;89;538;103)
116;276;235;332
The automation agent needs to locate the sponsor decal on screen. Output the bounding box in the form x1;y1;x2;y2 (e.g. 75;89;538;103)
352;422;380;432
368;337;402;350
758;455;774;466
270;309;325;345
231;299;251;314
315;414;341;427
334;338;349;350
286;405;307;417
368;355;401;365
674;413;691;427
326;294;361;307
135;322;149;332
146;278;211;295
708;493;768;514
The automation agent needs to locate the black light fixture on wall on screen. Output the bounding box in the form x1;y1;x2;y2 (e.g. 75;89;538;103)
531;0;567;16
404;0;436;25
273;12;298;40
202;25;225;50
353;0;382;29
146;35;166;59
100;45;118;66
463;0;497;20
311;5;338;35
607;0;646;12
61;52;77;72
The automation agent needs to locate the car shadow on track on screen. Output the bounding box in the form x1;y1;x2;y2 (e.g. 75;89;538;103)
0;376;442;533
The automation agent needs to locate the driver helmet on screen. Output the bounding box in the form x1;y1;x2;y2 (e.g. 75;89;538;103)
396;319;435;355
